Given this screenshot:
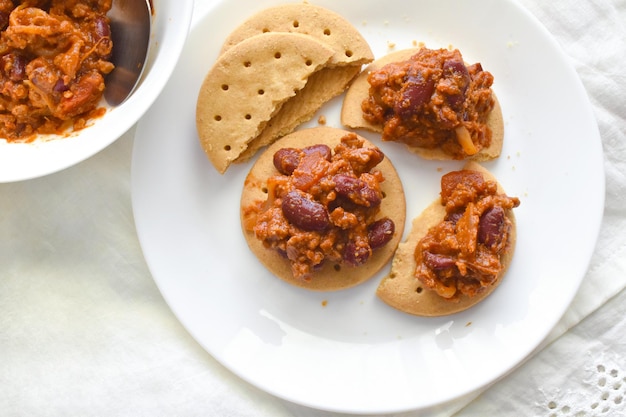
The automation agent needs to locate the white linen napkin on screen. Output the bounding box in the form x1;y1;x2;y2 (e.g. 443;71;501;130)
451;0;626;414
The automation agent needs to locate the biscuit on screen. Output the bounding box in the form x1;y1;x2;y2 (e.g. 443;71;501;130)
221;3;374;67
241;127;406;291
222;3;374;164
376;162;516;316
341;48;504;161
196;32;334;174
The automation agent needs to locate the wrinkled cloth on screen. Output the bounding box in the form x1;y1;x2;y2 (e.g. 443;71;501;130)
1;0;625;416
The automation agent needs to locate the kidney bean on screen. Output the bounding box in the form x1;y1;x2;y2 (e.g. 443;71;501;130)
444;210;464;225
302;144;332;161
93;15;113;59
343;240;370;267
273;144;332;176
53;79;68;93
7;54;27;82
333;174;381;207
423;251;456;270
368;218;395;250
333;174;359;195
367;147;385;169
281;190;330;231
95;16;111;38
477;206;505;248
443;60;470;83
394;73;435;119
0;12;8;31
29;64;57;94
443;60;470;108
273;148;302;175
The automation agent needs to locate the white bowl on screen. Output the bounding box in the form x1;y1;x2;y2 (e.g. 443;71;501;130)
0;0;194;183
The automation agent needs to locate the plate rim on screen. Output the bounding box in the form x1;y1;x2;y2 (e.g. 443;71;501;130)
131;0;605;413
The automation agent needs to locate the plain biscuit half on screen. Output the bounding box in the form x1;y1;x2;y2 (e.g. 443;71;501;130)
196;32;334;174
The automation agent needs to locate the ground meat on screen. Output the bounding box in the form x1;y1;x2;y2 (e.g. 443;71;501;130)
414;169;520;301
362;47;495;159
0;0;113;141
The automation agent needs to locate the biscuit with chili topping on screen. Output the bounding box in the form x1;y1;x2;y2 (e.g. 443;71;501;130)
341;48;504;161
222;3;375;164
241;127;406;291
376;162;519;316
196;32;334;174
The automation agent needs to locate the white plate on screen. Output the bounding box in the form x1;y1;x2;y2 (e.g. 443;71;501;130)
131;0;604;413
0;0;193;183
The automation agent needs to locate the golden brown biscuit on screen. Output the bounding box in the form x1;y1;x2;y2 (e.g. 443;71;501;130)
226;3;375;164
341;48;504;161
196;32;334;174
221;3;374;67
376;162;517;316
241;127;406;291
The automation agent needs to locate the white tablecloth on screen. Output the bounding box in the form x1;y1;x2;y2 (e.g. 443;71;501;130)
2;0;625;415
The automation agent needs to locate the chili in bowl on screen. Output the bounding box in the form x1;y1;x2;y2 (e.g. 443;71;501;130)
0;0;193;182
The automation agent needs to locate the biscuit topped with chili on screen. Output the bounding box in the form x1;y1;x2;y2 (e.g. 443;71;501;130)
241;127;406;291
342;47;504;161
376;162;519;316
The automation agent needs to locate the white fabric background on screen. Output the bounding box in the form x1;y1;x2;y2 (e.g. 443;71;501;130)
1;0;625;416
